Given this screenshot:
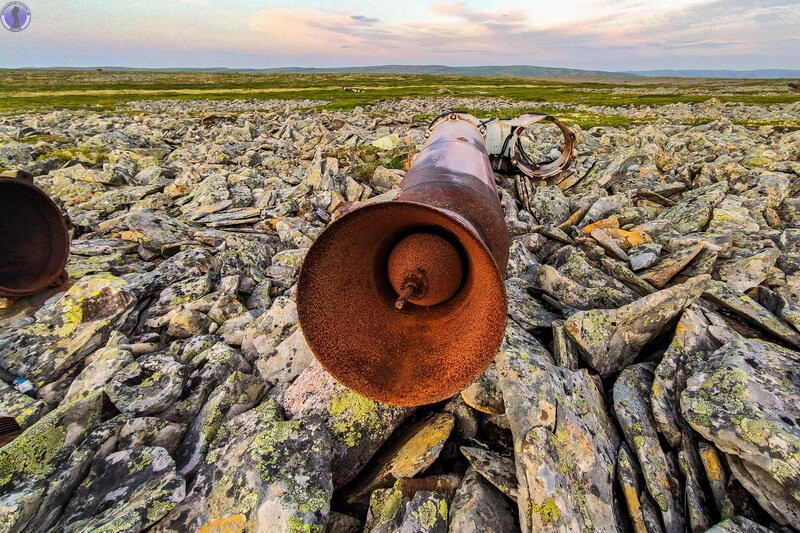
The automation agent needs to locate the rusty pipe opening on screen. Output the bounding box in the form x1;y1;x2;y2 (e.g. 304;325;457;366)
297;114;509;406
0;177;70;298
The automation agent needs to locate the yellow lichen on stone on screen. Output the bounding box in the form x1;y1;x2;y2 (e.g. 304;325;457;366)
698;445;724;483
328;389;381;447
388;414;454;477
0;415;66;486
198;514;247;533
621;485;646;533
287;515;323;533
411;499;442;530
530;496;560;525
370;487;404;528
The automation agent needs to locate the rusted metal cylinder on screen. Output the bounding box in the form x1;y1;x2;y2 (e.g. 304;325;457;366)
297;114;509;406
0;174;70;298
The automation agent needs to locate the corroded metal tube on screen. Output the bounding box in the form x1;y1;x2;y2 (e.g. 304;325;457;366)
0;173;70;298
297;114;509;406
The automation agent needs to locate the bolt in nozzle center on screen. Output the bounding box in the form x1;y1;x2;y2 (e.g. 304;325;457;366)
387;232;463;308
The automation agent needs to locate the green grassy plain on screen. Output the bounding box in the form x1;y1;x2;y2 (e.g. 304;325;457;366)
1;70;799;129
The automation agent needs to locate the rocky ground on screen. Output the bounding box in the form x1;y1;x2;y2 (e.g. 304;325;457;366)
0;96;799;532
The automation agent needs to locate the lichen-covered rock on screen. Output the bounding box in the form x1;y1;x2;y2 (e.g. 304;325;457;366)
106;353;185;415
283;360;414;488
717;249;781;293
564;275;709;376
241;296;298;361
536;264;634;310
346;412;454;503
617;443;664;533
175;371;267;476
442;396;479;439
544;247;638;309
705;516;771;533
681;336;800;526
397;491;448;533
124;208;193;253
661;181;728;233
59;446;186;533
614;363;683;532
639;243;704;288
650;305;721;447
365;484;408;533
496;320;621;531
118;417;187;455
64;346;134;401
5;94;800;533
215;236;273;284
702;280;800;349
461;362;504;415
152;401;333;533
0;380;47;429
697;442;728;516
530;185;571;226
255;328;315;388
0;274;135;387
460;446;518;501
166;309;212;338
505;277;559;329
0;392;108;532
448;467;517;533
147;275;214;318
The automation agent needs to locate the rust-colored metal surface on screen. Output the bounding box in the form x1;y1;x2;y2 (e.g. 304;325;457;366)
297;114;509;406
0;416;22;447
387;232;462;308
0;173;70;298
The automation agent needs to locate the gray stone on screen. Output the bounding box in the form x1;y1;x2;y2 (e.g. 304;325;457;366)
283;360;414;488
106;353;185;415
118;417;187;455
564;275;709;376
64;346;134;401
60;446;186;533
460;446;518;501
496;320;621;531
681;336;800;526
448;467;518;533
0;274;135;387
629;242;662;271
614;363;683;532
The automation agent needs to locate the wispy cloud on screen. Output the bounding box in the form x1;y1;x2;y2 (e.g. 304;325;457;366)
351;15;379;24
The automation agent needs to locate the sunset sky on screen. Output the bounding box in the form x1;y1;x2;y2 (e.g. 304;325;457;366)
2;0;799;70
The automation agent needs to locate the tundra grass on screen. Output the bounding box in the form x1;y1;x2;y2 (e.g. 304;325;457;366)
0;70;798;120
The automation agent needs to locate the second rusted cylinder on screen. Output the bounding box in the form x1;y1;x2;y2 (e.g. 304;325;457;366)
297;115;509;406
0;174;70;298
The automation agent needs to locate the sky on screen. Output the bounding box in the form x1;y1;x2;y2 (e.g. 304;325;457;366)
1;0;799;71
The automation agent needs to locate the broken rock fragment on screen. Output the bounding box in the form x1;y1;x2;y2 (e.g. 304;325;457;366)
564;275;709;376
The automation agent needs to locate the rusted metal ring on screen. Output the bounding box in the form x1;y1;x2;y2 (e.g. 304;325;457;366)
297;200;507;406
508;114;576;179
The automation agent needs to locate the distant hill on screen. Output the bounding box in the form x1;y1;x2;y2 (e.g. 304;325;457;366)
254;65;632;78
630;69;800;79
31;65;800;79
37;64;630;78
